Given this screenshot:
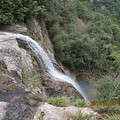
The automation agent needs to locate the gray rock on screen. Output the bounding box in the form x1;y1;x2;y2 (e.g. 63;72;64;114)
0;34;33;80
33;103;99;120
42;75;83;98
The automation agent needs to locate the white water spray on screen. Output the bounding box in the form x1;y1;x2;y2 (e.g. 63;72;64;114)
0;32;89;101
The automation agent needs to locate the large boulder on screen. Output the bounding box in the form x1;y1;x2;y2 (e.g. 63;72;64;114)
0;34;33;80
33;103;98;120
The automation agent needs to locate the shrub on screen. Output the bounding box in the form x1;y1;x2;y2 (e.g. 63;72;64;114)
48;96;70;107
95;76;120;102
73;99;88;107
0;0;41;24
29;93;46;101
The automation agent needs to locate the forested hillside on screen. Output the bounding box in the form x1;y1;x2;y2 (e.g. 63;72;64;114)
0;0;119;74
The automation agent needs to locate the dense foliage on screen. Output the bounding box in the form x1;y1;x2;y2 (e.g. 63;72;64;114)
38;0;120;74
95;76;120;102
0;0;120;74
0;0;40;24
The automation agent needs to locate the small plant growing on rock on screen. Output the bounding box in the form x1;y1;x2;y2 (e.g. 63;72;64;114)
31;52;37;62
48;96;70;107
29;93;46;102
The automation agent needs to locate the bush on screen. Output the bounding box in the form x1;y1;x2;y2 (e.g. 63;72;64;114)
95;76;120;102
0;0;41;24
29;93;46;101
73;99;88;107
48;96;70;107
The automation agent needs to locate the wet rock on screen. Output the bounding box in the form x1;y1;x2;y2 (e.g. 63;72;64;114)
16;38;28;49
25;97;38;107
42;76;83;98
0;72;36;120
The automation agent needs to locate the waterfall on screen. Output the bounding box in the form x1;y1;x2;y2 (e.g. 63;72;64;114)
0;32;89;102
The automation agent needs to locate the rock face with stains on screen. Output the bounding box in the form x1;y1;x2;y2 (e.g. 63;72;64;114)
0;34;33;80
0;68;38;120
0;33;36;119
42;75;83;98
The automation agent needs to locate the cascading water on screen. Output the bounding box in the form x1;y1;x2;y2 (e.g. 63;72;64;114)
0;32;89;102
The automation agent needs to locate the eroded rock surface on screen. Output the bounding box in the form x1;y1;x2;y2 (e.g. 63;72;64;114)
0;69;38;120
0;34;33;80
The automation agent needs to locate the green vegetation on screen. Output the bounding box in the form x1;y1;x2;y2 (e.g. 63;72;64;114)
73;99;88;107
22;69;43;94
95;76;120;102
37;0;120;74
67;111;92;120
29;93;46;101
0;0;41;24
31;52;37;62
103;114;120;120
93;105;120;114
48;96;70;107
48;96;88;107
